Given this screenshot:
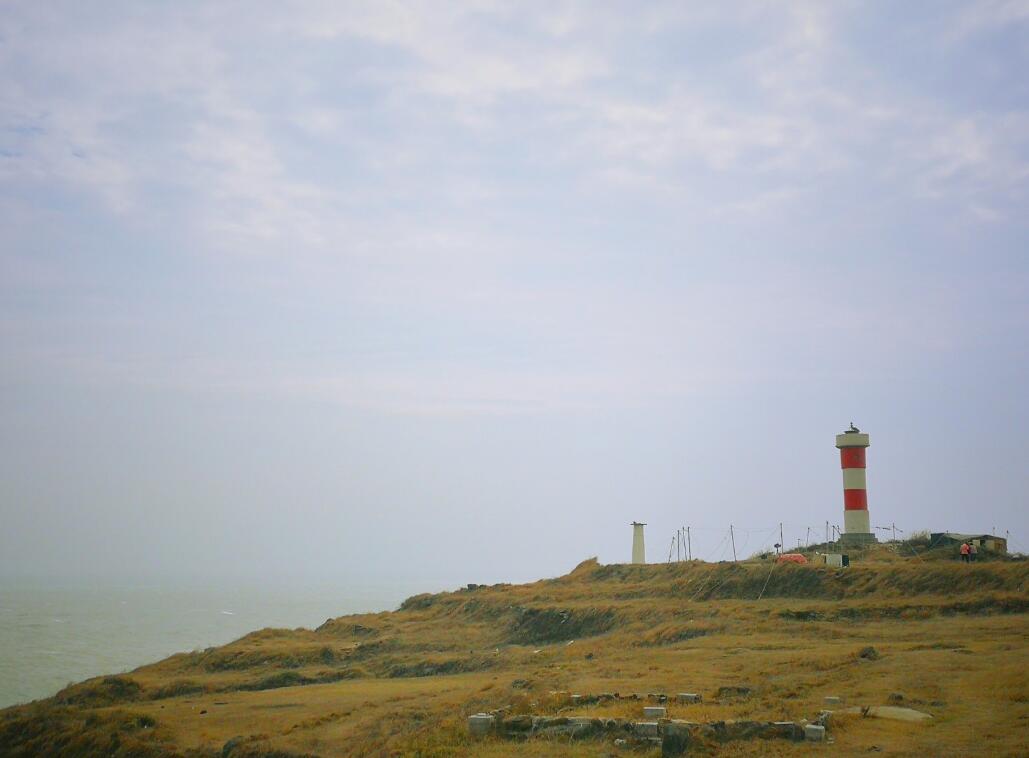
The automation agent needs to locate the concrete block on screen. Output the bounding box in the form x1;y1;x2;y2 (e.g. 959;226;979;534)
634;721;660;737
643;706;667;718
769;721;800;740
824;696;843;706
468;713;495;737
804;724;826;742
677;692;702;704
567;717;599;738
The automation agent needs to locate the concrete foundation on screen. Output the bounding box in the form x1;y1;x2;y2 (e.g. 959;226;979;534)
839;532;877;546
485;710;831;747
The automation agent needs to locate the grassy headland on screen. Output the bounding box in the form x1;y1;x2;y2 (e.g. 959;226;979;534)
2;547;1027;757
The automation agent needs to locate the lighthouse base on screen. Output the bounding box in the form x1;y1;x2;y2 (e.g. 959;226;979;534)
840;532;878;546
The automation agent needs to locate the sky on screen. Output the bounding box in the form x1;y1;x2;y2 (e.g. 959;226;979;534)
1;1;1027;588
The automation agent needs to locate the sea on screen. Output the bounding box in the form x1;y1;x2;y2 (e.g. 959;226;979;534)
0;580;425;709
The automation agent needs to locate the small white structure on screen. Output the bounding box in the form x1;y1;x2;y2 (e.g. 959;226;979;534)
632;521;647;564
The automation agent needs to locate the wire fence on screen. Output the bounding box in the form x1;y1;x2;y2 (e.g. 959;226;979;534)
658;522;1021;564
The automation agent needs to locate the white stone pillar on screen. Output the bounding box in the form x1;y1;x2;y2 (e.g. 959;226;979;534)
631;522;646;564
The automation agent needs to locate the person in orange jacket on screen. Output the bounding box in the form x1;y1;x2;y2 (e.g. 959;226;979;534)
960;542;970;563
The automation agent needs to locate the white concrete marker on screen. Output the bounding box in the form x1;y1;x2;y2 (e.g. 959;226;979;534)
805;724;826;742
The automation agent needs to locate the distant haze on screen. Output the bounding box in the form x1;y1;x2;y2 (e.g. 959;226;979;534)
2;2;1027;588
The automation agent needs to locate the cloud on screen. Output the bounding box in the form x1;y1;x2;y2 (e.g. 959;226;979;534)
947;0;1029;40
2;1;1027;415
4;1;1026;246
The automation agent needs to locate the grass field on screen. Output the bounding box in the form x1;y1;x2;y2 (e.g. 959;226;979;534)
2;547;1027;757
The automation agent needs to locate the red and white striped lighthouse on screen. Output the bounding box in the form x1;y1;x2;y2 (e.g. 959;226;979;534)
835;424;877;545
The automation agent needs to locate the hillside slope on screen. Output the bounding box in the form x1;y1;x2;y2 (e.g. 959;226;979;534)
2;557;1027;757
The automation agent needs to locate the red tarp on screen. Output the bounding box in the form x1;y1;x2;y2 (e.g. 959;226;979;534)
777;553;808;564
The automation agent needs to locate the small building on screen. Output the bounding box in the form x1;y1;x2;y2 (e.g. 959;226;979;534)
930;533;1008;554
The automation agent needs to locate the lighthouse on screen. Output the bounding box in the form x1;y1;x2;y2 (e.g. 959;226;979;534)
836;424;877;545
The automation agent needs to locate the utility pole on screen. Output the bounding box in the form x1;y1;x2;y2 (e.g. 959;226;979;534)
779;523;784;555
892;522;897;542
667;536;675;563
825;521;829;546
730;525;737;563
806;526;811;547
686;526;692;561
676;529;681;562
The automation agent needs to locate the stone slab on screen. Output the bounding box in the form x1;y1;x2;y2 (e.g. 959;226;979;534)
842;706;933;722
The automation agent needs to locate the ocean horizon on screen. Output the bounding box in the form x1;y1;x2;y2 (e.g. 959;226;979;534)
0;578;433;709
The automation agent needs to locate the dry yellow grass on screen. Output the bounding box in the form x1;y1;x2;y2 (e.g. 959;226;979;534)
1;553;1027;756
